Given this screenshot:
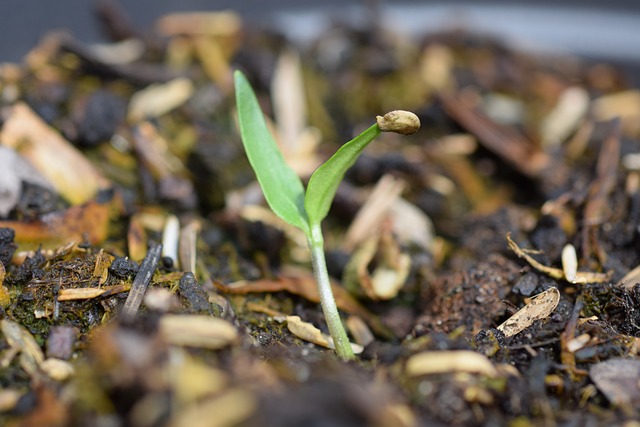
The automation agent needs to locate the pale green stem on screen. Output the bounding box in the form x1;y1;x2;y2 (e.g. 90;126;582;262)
308;223;354;360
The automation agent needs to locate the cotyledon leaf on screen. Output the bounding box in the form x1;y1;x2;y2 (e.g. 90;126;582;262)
305;124;381;226
234;70;310;235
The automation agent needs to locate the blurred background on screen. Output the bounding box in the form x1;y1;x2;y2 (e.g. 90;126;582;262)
1;0;640;64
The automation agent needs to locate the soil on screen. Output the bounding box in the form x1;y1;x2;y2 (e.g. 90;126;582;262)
1;3;640;427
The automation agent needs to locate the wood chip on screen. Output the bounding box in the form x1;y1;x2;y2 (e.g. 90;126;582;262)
127;78;194;123
540;86;590;148
179;220;200;274
172;353;228;405
271;49;321;176
88;38;145;65
419;43;454;93
497;287;560;338
592;90;640;135
0;102;107;205
345;316;375;347
58;288;108;301
272;49;306;157
57;284;131;301
566;333;591;353
40;358;75;381
122;243;162;318
167;388;256;427
406;350;498;377
344;217;411;301
159;315;238;349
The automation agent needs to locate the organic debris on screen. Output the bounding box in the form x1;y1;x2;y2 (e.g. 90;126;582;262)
0;3;640;426
496;287;560;338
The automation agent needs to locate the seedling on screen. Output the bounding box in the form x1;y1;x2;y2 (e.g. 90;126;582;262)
234;70;419;360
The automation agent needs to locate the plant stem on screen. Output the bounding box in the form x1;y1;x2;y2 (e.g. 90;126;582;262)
308;223;355;360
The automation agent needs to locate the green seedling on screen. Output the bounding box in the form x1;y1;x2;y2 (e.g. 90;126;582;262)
234;70;420;360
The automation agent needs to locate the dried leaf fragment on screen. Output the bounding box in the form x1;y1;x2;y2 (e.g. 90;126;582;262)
406;350;498;377
57;284;131;301
40;358;75;381
160;315;238;349
58;288;107;301
497;287;560;338
345;316;375;347
344;220;411;301
286;316;363;354
286;315;331;348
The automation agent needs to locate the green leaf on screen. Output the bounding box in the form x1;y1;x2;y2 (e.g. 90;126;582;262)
305;124;381;225
234;70;310;234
